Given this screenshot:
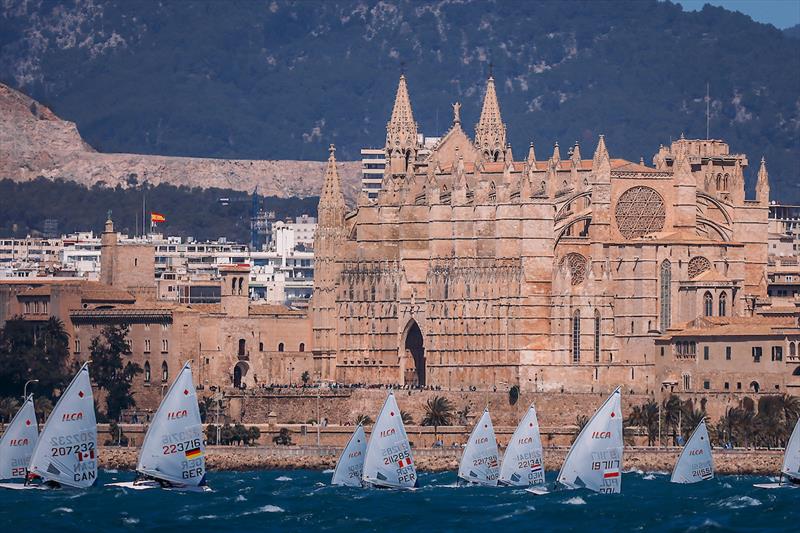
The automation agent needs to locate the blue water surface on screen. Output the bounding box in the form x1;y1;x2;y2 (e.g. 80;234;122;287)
0;469;796;532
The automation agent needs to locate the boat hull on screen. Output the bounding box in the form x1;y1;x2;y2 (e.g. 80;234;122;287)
106;480;212;492
753;482;797;490
525;486;551;496
0;482;48;491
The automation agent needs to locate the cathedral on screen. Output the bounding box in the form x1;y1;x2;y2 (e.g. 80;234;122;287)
311;74;774;394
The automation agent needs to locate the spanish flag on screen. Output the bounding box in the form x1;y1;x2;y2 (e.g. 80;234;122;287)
150;212;166;224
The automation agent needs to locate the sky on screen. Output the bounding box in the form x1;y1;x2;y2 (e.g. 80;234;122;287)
674;0;800;29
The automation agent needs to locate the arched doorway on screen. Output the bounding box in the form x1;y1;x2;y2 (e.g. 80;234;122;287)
403;321;425;386
233;362;249;388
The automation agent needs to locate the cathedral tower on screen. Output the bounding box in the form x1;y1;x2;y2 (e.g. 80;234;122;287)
312;145;347;379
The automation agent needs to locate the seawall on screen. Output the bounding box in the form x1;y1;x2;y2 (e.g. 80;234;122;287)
100;446;783;476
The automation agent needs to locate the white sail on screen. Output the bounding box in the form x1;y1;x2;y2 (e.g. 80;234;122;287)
499;403;545;487
136;361;206;487
332;424;367;487
782;417;800;479
362;392;416;489
557;387;623;494
0;395;38;480
670;419;713;483
28;363;97;488
458;408;500;486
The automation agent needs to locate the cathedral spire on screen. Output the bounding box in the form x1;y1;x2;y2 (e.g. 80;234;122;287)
551;141;561;163
592;134;608;166
474;75;507;162
318;144;346;228
756;156;770;204
386;74;418;176
527;142;536;165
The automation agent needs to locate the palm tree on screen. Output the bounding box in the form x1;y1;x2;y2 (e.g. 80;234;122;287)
457;403;472;426
626;400;660;446
421;396;454;442
662;395;682;445
401;410;414;425
0;397;20;423
34;397;53;422
572;414;589;444
779;394;800;440
355;414;373;426
682;408;707;442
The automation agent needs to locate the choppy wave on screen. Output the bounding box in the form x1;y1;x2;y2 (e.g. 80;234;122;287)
716;495;762;509
563;496;586;505
275;475;293;481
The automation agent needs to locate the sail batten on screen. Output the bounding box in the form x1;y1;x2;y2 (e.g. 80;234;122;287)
361;392;416;489
499;403;545;487
671;419;714;483
557;387;623;494
28;363;97;488
458;408;499;486
136;361;205;487
0;395;38;480
332;424;367;486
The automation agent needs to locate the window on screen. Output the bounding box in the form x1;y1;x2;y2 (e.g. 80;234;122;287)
594;310;601;363
259;342;264;352
238;339;246;356
161;361;168;382
703;380;710;390
791;342;797;358
718;292;727;317
737;382;742;390
144;361;151;384
74;339;81;353
659;261;671;329
703;292;713;317
299;342;305;352
162;323;169;331
162;339;169;352
144;339;151;353
278;342;284;352
571;310;581;364
753;346;762;362
683;373;691;391
704;346;709;360
772;346;783;362
725;346;731;360
724;382;730;390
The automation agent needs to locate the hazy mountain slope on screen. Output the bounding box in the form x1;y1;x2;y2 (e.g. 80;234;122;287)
1;0;798;200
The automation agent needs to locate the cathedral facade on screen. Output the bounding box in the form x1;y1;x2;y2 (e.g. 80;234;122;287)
311;75;772;394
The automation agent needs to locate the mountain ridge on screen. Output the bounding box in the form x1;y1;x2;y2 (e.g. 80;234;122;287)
1;0;798;200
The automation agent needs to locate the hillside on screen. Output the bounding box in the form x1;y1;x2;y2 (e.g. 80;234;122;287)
0;83;361;200
1;0;798;200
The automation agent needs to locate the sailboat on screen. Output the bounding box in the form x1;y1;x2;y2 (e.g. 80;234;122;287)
670;419;713;483
362;391;417;489
458;408;499;486
499;403;545;490
108;361;210;491
0;395;38;482
552;386;623;495
331;423;367;487
0;363;97;490
754;417;800;489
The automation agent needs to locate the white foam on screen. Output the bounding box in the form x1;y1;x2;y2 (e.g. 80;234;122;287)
236;494;247;502
717;495;761;509
122;517;139;525
275;476;292;481
563;496;586;505
322;469;335;474
241;505;286;516
199;515;218;519
52;507;73;513
643;474;656;480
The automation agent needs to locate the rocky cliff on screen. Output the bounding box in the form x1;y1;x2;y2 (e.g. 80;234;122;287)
0;83;361;201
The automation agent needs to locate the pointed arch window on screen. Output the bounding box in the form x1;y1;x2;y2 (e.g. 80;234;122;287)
718;292;727;317
571;310;581;364
594;309;601;363
161;361;169;383
144;361;151;384
660;260;671;331
704;291;713;317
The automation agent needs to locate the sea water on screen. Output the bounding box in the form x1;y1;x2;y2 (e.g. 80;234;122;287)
0;470;797;532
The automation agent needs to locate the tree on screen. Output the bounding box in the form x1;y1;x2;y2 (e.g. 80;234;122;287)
273;428;292;445
457;404;472;426
355;414;373;426
0;397;19;423
421;396;454;442
248;426;261;445
300;371;310;386
89;325;142;421
572;414;589;444
0;316;72;403
662;395;683;445
401;410;414;425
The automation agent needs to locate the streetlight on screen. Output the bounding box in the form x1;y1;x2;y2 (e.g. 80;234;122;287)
23;379;39;400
